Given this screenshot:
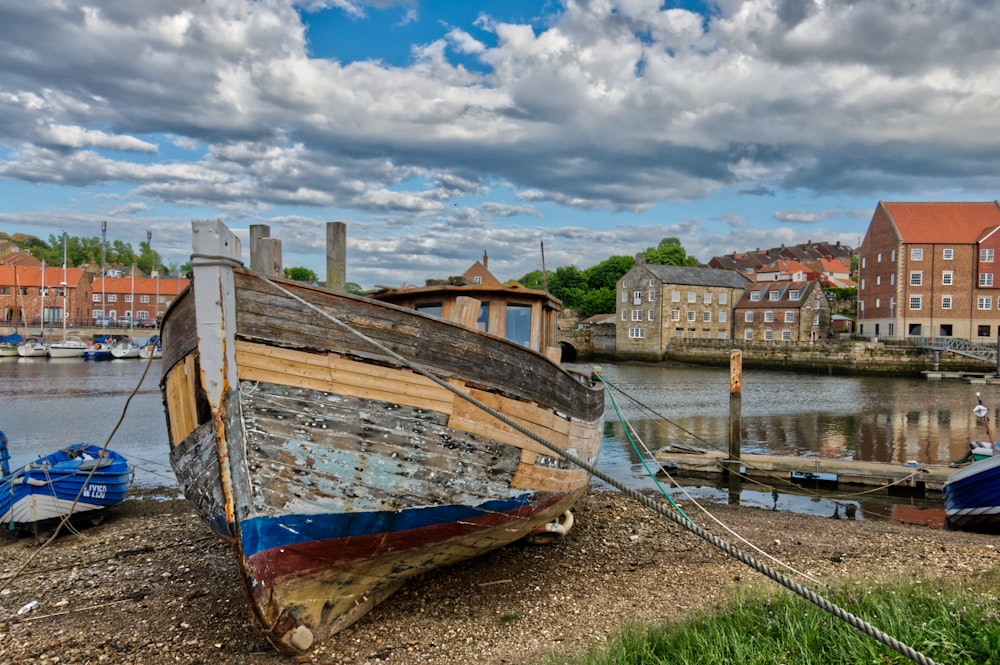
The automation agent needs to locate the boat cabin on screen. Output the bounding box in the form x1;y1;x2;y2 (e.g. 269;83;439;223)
369;267;563;360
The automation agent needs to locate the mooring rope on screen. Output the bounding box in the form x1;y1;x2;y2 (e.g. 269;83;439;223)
259;274;941;665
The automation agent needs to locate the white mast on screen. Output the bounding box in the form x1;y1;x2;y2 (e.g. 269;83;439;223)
61;231;68;340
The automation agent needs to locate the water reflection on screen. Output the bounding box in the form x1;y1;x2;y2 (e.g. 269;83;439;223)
588;362;990;526
594;363;996;466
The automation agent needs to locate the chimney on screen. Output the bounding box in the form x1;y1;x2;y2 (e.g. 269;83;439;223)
482;251;488;269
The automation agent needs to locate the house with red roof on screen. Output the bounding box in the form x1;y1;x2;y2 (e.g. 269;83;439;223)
857;201;1000;340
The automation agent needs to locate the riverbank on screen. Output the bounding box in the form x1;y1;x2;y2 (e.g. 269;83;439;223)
1;488;996;665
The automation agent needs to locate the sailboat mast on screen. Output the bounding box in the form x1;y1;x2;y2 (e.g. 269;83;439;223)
101;221;107;330
40;260;45;337
61;231;68;338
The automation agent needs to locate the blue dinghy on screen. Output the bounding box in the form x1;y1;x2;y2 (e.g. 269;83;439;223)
0;433;133;530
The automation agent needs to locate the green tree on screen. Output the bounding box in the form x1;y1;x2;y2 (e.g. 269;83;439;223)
642;237;698;266
585;255;634;291
284;266;317;283
344;282;366;296
548;265;587;308
516;269;546;290
136;240;163;275
580;288;617;318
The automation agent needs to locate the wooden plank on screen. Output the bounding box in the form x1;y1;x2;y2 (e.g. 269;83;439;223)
235;341;456;414
654;449;952;491
511;462;589;493
165;354;199;447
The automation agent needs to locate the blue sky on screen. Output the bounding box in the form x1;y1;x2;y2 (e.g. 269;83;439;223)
1;1;998;287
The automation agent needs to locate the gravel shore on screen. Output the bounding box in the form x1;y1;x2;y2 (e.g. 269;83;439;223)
1;487;997;665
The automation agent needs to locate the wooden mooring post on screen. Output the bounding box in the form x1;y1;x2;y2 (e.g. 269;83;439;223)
727;349;742;504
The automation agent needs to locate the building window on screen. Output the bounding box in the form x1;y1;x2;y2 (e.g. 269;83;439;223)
686;311;696;322
703;292;712;304
702;311;711;322
125;294;133;303
647;290;655;302
909;296;922;310
981;273;994;287
622;280;628;289
813;314;820;325
876;276;881;285
718;311;727;323
781;330;792;341
743;330;753;340
633;291;642;305
672;291;680;302
785;311;795;323
764;311;774;322
876;298;881;308
890;273;895;285
718;292;728;305
861;257;866;269
718;331;727;339
744;311;754;322
687;292;696;303
92;294;101;302
942;271;953;286
982;248;995;263
943;248;953;260
910;248;923;261
621;310;627;321
861;279;865;289
621;290;628;302
764;330;774;341
648;310;654;321
891;250;896;261
750;291;762;302
942;296;952;310
789;289;800;300
769;291;781;301
978;325;991;337
978;297;993;310
628;327;645;339
671;309;680;321
909;271;922;286
632;309;643;321
648;279;655;287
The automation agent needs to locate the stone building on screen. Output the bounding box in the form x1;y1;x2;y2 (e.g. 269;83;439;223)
615;257;750;357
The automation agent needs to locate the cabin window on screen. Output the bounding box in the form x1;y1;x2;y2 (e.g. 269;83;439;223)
415;303;443;318
477;302;490;332
505;304;532;346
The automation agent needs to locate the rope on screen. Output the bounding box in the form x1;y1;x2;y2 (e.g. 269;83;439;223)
257;275;941;665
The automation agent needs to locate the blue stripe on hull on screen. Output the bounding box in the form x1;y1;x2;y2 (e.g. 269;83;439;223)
239;495;533;558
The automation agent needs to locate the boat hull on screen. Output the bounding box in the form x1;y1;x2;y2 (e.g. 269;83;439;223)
0;444;133;527
160;222;604;655
943;454;1000;533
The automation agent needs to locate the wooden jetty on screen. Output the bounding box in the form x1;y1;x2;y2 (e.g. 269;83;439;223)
654;448;952;499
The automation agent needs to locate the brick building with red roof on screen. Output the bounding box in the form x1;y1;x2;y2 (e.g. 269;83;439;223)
858;201;1000;340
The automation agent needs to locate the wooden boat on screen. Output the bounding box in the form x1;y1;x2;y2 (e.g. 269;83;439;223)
0;433;133;531
159;220;604;655
943;393;1000;533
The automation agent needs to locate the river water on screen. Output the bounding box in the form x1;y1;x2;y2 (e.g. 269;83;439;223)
2;357;990;523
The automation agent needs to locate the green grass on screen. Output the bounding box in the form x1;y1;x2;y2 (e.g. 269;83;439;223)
544;569;1000;664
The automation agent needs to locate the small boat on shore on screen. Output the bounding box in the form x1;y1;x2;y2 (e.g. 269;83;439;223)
159;220;604;655
0;432;133;532
943;393;1000;533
